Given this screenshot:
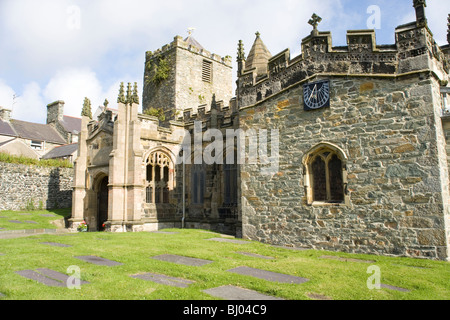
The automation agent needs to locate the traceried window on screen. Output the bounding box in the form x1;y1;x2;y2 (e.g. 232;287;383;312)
304;144;347;205
146;151;172;204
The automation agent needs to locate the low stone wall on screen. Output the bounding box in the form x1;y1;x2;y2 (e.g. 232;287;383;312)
0;162;73;211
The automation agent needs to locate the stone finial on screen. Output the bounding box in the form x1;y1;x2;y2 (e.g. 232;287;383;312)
255;31;261;38
447;14;450;44
117;82;126;104
132;82;139;105
103;99;109;108
81;97;92;119
126;82;132;105
413;0;427;27
308;13;322;36
237;40;245;61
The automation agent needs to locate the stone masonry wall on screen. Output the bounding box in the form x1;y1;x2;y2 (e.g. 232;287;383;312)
0;162;73;211
240;74;449;260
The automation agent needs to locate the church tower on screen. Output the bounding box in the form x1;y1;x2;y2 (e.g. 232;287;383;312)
142;34;233;120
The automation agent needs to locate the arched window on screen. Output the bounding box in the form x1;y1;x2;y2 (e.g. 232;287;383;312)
146;151;172;204
303;143;348;205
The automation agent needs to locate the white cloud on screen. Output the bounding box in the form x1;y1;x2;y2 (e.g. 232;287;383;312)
0;80;15;110
12;82;46;123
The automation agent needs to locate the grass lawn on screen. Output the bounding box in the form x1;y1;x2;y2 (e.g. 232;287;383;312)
0;228;448;300
0;208;71;231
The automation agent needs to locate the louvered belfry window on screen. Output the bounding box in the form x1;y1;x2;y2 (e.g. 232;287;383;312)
202;60;212;83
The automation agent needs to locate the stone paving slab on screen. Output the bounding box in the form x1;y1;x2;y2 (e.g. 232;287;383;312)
151;254;213;266
41;242;73;248
320;255;375;263
381;284;411;292
228;266;309;284
207;238;250;245
75;256;123;266
131;273;195;288
236;252;274;260
203;285;284;300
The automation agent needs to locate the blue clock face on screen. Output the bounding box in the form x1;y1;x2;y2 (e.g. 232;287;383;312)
303;80;330;111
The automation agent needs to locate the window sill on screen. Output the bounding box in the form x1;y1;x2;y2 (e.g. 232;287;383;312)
309;201;345;207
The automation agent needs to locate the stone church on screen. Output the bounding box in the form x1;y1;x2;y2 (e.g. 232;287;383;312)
71;1;450;261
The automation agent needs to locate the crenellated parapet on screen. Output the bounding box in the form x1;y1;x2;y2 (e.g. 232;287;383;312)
237;9;450;109
146;36;232;68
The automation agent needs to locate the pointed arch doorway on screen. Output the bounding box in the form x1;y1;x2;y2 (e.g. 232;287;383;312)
97;176;109;231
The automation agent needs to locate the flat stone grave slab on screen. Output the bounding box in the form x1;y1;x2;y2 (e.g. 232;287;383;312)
0;293;5;297
320;255;375;263
16;269;89;287
41;242;73;248
18;213;32;216
380;284;411;292
236;252;274;260
75;255;123;266
228;266;309;284
8;220;24;224
151;254;213;266
207;238;250;245
39;214;56;217
271;245;309;251
24;221;38;224
131;273;195;288
204;285;284;300
150;231;179;234
307;293;333;300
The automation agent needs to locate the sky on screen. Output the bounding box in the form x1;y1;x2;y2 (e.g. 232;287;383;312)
0;0;449;124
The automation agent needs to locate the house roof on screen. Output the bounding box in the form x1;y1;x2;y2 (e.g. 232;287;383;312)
42;143;78;159
0;119;17;137
60;115;82;134
10;119;67;144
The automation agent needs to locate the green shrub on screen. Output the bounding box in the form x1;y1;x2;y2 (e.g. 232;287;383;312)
0;152;73;168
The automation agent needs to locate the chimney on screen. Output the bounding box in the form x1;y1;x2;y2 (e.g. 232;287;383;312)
0;108;12;122
47;100;65;124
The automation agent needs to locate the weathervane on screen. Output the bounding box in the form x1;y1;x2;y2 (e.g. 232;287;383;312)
187;27;196;37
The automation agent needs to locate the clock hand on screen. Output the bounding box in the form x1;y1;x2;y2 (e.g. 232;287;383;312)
309;84;317;100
